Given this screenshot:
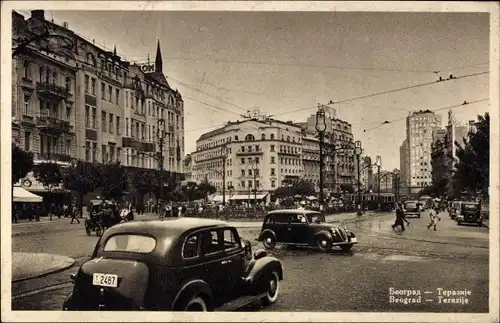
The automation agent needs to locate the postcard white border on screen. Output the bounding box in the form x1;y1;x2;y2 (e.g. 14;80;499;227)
1;1;499;322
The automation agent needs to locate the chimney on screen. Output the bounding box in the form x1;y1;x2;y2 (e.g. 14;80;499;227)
31;10;45;21
63;21;68;29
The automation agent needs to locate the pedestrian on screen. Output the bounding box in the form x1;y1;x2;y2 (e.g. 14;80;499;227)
70;203;80;224
392;202;406;232
12;204;20;224
427;206;441;231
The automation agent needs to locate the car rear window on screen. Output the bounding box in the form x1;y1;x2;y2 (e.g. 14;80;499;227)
103;234;156;253
405;202;417;208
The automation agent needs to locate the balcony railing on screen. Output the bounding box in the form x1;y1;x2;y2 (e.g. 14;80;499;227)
36;116;72;133
36;152;72;163
236;148;264;156
36;82;71;100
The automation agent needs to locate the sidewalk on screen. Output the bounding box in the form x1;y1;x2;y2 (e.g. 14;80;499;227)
12;252;75;282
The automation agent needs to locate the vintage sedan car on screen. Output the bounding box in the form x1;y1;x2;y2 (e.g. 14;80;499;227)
449;201;463;220
257;209;357;252
456;202;483;226
63;218;283;311
403;200;421;218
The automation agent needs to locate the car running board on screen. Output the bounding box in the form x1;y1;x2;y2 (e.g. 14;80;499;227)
214;293;267;311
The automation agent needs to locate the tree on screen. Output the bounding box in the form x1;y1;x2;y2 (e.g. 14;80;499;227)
130;169;157;201
61;161;100;213
33;162;63;204
12;143;34;185
274;179;315;199
197;177;216;201
97;162;129;201
452;113;489;199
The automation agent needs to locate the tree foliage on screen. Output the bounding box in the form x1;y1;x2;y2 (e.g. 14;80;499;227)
452;113;489;198
33;162;63;192
62;160;100;197
274;179;315;199
12;143;34;185
197;177;217;200
97;162;129;200
130;169;158;196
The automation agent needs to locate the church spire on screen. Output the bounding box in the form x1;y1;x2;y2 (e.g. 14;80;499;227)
155;40;163;73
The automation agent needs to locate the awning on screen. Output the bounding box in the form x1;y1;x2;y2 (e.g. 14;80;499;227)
307;196;318;200
13;187;43;203
211;194;233;202
229;194;268;200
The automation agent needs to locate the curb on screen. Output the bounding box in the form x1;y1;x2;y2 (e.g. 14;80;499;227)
12;254;76;283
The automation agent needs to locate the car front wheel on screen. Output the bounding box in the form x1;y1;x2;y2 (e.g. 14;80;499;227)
262;233;276;250
184;296;208;311
316;235;332;252
262;270;280;306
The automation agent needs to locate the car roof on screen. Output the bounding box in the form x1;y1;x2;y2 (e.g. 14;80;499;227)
405;200;418;203
266;209;321;215
104;217;229;238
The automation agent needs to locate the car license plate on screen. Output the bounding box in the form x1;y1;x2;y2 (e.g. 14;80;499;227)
350;238;357;243
92;273;118;288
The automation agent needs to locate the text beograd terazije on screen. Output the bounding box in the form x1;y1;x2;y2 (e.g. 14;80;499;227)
389;287;472;305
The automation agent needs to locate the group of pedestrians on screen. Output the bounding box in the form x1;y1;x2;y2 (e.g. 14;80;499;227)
392;202;441;232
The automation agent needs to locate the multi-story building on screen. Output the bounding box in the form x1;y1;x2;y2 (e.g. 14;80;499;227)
399;139;410;191
372;170;394;193
12;10;185;197
404;110;442;193
191;118;304;204
361;156;373;192
301;133;334;195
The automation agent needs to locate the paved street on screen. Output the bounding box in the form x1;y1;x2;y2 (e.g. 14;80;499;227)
11;209;488;312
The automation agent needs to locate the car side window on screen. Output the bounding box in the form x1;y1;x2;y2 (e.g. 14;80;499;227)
291;214;306;224
223;229;239;250
264;215;273;224
202;229;223;255
274;213;289;224
182;233;199;259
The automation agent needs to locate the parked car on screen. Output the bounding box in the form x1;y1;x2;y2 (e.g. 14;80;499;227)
456;202;483;226
63;218;283;311
257;209;357;252
449;201;463;220
403;200;421;218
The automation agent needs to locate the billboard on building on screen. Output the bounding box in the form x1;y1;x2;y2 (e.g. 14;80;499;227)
138;63;156;74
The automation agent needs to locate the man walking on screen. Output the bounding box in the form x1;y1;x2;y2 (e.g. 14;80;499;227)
70;203;80;224
392;202;406;232
427;206;441;231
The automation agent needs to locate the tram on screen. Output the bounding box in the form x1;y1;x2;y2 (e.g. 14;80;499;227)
343;192;396;211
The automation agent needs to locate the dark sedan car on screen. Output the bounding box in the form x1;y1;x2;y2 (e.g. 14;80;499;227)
63;218;284;311
257;209;358;252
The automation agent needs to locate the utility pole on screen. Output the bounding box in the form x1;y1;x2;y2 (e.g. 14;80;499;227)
375;155;382;210
355;141;363;207
157;119;167;210
253;159;257;203
221;145;228;206
315;105;327;212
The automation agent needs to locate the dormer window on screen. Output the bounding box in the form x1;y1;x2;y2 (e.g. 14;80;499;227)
245;134;255;141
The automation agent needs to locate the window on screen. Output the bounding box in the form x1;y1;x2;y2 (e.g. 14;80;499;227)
109;114;114;134
126;118;129;136
65;77;71;92
101;82;105;98
248;169;252;176
23;61;29;79
270;145;275;152
24;132;31;151
91;78;96;95
66;139;71;155
92;107;96;128
241;181;245;188
85;75;90;93
261;134;266;140
117;147;122;162
102;145;107;162
85;141;91;161
125;92;128;107
85;105;90;128
108;85;113;102
270;134;275;140
92;142;97;161
271;168;275;176
235;135;239;141
39;67;44;82
141;124;145;140
116;116;120;135
248;180;253;188
202;230;221;254
241;170;245;176
241;158;245;164
271;157;275;164
23;95;30;115
52;72;57;85
271;180;276;188
103;234;156;253
245;134;255;141
255;180;260;187
131;122;135;138
102;111;107;132
182;234;199;258
223;229;239;250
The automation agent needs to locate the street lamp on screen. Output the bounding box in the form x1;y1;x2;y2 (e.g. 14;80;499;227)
393;168;400;201
220;145;228;206
157;118;167;207
354;141;363;208
374;155;382;210
250;158;258;204
315;105;327;212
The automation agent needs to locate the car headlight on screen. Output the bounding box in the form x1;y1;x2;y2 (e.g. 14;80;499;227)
330;228;337;235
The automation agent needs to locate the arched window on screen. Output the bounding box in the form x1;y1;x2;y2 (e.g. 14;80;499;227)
286;136;290;142
52;71;57;85
235;135;239;141
23;61;29;79
261;134;266;140
245;134;255;141
270;133;275;140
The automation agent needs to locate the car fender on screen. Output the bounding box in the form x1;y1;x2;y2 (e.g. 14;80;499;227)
313;230;333;244
62;292;73;310
345;229;355;238
258;229;276;241
172;279;214;310
245;256;283;290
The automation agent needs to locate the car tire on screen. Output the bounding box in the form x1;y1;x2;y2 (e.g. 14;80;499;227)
262;232;276;250
340;244;353;252
183;296;208;311
262;270;280;306
316;235;332;253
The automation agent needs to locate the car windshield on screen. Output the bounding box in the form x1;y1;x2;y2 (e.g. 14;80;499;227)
306;213;325;223
103;234;157;253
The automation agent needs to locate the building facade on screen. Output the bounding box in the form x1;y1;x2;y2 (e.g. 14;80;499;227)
399;138;409;191
191;118;305;203
404;110;442;193
12;10;185;195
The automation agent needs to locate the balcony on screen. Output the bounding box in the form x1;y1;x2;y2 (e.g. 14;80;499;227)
122;137;155;153
36;82;71;100
36;152;73;164
236;148;264;156
278;150;300;157
36;116;72;134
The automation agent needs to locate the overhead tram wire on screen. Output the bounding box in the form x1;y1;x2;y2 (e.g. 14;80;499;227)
362;98;489;133
272;71;490;118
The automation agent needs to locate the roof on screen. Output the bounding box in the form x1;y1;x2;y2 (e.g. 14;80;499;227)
266;209;321;215
146;72;170;88
107;217;229;237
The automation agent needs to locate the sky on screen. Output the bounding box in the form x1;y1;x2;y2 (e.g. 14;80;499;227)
16;8;490;171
